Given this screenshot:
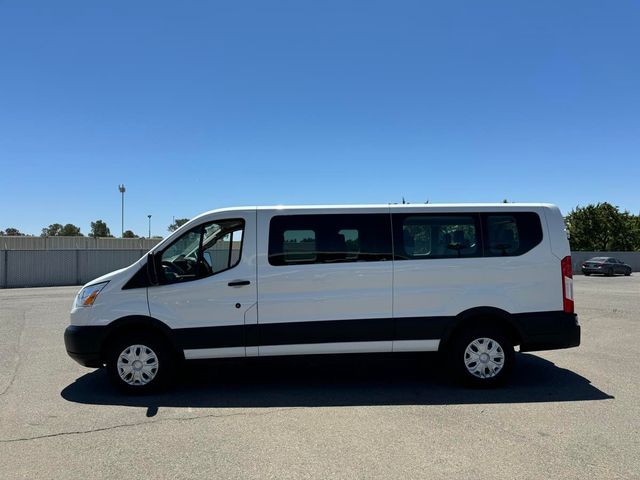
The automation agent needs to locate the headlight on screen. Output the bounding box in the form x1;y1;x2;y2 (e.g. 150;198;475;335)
75;282;108;308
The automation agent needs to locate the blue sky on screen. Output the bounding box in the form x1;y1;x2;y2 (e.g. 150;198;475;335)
1;1;639;237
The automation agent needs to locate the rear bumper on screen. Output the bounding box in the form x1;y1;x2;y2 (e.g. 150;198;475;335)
64;325;108;368
581;267;603;274
514;311;581;352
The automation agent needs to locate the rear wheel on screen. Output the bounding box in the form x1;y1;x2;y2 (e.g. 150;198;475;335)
106;332;175;394
625;268;631;276
448;326;514;388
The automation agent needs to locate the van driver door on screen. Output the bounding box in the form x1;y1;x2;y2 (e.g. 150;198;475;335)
147;210;257;359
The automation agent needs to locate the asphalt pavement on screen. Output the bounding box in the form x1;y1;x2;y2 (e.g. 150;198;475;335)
1;276;638;479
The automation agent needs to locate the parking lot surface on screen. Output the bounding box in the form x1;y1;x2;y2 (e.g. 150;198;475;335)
1;276;639;479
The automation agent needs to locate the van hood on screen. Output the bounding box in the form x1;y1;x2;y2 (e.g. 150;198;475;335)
83;256;146;288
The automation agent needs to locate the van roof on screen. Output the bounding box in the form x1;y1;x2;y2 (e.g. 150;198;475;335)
258;202;556;210
154;203;559;252
194;202;558;218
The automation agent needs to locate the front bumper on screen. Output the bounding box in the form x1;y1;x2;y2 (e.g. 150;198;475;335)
64;325;108;368
515;311;580;352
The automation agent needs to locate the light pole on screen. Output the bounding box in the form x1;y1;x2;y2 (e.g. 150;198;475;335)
147;214;152;239
118;184;126;237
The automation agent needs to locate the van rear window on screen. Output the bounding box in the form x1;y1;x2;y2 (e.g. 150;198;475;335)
393;211;543;260
482;212;542;257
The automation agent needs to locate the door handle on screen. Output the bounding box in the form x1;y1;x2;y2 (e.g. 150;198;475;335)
228;280;251;287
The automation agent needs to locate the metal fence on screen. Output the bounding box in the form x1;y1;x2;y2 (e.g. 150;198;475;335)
0;236;162;288
0;236;161;250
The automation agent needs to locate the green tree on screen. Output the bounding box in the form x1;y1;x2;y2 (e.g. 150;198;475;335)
565;203;640;251
61;224;82;236
632;215;640;248
3;227;25;236
122;230;138;238
41;223;83;236
90;220;112;238
168;218;190;232
41;223;63;236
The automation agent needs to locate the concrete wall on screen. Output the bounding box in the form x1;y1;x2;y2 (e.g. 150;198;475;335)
571;251;640;274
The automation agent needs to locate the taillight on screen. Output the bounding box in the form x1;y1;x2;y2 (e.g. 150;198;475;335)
561;256;574;313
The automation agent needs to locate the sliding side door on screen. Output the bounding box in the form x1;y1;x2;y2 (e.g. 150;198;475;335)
255;208;393;356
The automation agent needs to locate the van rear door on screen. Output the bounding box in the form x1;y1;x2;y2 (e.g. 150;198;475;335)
542;205;571;260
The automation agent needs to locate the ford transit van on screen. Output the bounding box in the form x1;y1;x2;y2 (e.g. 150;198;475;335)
64;203;580;392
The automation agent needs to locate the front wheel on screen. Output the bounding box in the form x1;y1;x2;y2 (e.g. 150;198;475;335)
625;269;631;276
448;327;515;388
106;333;175;394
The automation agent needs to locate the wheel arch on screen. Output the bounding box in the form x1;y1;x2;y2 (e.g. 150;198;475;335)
99;315;181;363
438;307;524;353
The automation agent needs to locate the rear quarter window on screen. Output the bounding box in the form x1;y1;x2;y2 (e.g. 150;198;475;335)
482;212;543;257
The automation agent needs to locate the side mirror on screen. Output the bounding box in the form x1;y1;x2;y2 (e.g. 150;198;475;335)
146;252;160;286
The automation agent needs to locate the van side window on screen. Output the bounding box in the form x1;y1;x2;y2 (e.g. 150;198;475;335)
393;214;480;260
159;219;244;284
269;214;392;266
283;229;317;264
338;229;360;260
482;212;542;257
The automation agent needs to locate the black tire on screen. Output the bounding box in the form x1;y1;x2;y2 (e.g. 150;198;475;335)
605;268;614;277
625;269;631;276
583;272;591;276
106;332;175;394
447;326;515;388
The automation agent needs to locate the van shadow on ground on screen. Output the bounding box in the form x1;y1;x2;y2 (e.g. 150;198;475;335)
61;353;613;411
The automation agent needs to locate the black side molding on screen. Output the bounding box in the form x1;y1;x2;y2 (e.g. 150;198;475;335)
64;310;581;368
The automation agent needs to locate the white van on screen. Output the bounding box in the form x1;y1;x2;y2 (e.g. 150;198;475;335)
64;203;580;392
